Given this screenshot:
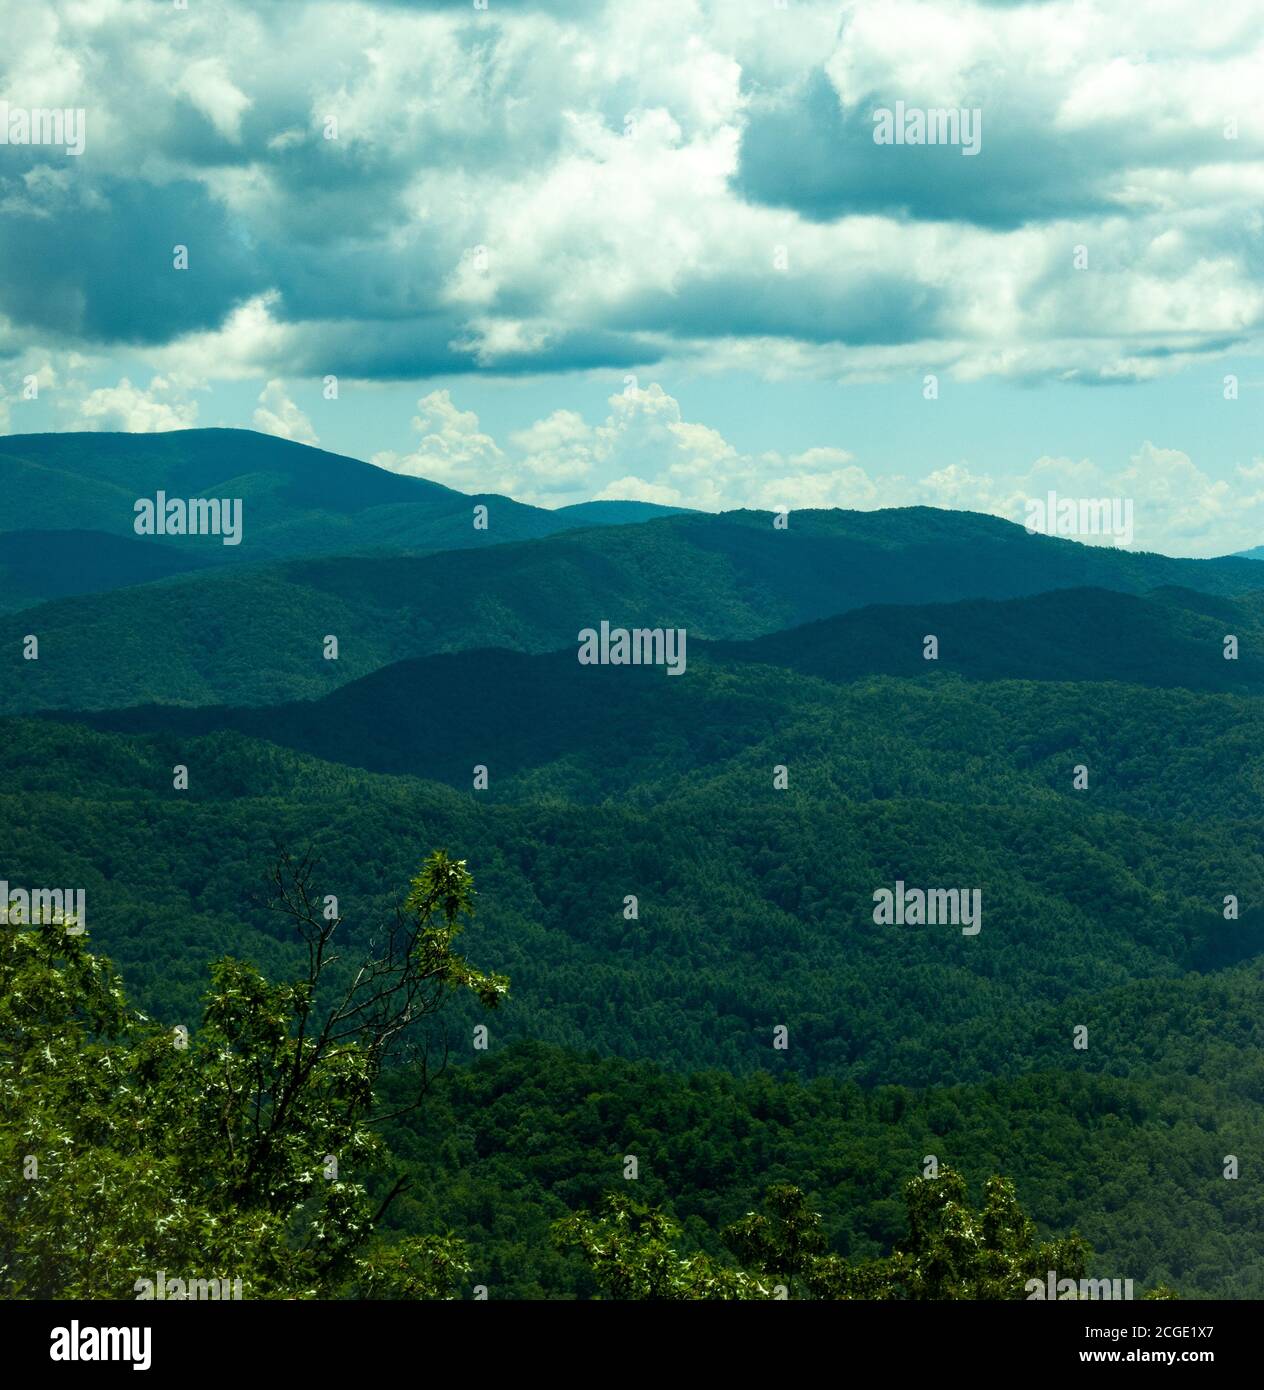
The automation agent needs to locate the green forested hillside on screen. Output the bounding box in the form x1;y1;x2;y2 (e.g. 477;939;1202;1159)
0;428;656;566
0;530;215;612
3;442;1262;1302
7;504;1264;712
4;712;1260;1298
378;1039;1264;1300
712;586;1264;692
70;649;1264;819
4;712;1261;1081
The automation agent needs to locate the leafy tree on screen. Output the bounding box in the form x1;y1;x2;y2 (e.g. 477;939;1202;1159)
557;1170;1091;1300
0;850;506;1299
554;1196;776;1300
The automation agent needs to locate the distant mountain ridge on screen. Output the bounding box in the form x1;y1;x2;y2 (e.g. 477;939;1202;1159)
5;429;1264;713
7;495;1264;713
0;529;215;613
52;585;1264;820
710;585;1264;689
0;429;690;604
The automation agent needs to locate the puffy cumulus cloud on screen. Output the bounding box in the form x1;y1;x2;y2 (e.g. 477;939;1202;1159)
1115;442;1235;551
897;445;1259;557
505;383;744;507
592;475;684;507
509;409;596;489
371;390;516;493
62;376;199;432
252;380;318;445
371;380;1264;555
752;455;880;512
599;383;740;489
1;0;1259;389
742;1;1264;228
148;294;299;384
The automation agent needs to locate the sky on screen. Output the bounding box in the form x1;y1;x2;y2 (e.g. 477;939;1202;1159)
1;0;1262;555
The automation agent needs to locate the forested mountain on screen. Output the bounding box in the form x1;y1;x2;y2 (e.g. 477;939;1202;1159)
712;586;1264;693
0;429;681;585
7;490;1264;713
0;529;214;612
62;656;1264;817
552;499;692;524
380;1038;1264;1300
3;709;1262;1298
6;704;1263;1080
4;429;1263;1303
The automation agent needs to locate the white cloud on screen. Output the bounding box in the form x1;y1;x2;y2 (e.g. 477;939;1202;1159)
6;0;1264;557
5;0;1261;388
367;379;1264;555
372;390;514;493
65;376;198;432
593;475;683;506
509;409;597;489
253;379;318;445
178;57;253;143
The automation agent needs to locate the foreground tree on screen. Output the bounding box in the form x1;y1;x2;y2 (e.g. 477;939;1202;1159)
0;850;506;1299
557;1171;1098;1300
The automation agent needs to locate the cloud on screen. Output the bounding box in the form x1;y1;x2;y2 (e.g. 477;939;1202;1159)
367;378;1264;555
252;380;318;445
509;409;597;489
178;58;253;144
1;0;1258;388
592;475;684;506
372;389;514;493
0;177;264;346
63;376;199;432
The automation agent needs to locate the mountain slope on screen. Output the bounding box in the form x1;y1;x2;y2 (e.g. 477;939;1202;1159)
0;428;673;566
62;646;1264;821
710;585;1264;691
5;714;1262;1080
0;529;215;612
7;507;1264;713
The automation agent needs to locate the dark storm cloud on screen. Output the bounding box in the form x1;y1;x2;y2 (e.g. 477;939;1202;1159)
733;71;1118;230
609;271;947;347
0;176;265;345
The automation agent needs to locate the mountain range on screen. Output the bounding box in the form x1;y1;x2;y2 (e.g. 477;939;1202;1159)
4;427;1264;1298
6;431;1263;712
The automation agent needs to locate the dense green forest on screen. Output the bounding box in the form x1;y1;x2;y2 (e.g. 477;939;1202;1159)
4;689;1263;1296
4;430;1262;1300
380;1040;1257;1299
0;879;1203;1300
